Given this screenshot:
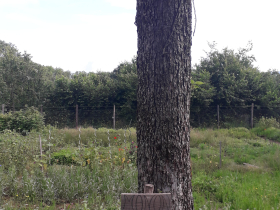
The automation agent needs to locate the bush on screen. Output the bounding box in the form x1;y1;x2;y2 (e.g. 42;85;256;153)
0;106;44;134
256;117;280;129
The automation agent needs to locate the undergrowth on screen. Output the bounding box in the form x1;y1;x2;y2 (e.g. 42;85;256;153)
0;125;280;209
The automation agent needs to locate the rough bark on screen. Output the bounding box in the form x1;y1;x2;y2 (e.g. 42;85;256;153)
135;0;193;209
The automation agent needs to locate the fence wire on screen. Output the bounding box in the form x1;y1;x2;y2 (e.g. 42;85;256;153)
2;104;280;129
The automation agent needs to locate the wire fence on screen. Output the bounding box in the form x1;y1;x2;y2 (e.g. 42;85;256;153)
2;103;280;129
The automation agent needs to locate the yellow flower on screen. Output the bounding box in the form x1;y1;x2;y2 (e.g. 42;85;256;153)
122;157;125;163
87;159;90;164
26;195;29;197
16;195;18;196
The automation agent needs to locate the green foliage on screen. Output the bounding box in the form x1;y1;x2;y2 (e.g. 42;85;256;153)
227;127;255;139
251;127;280;142
3;39;280;129
1;127;280;209
0;106;44;134
256;116;280;129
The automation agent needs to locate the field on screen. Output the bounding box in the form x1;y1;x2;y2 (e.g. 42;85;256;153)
0;126;280;210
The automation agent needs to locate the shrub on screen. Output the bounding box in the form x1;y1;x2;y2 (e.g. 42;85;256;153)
256;116;280;129
0;106;44;134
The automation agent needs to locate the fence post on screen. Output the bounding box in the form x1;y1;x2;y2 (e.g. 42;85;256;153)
251;103;254;129
1;104;4;114
113;104;115;129
219;141;222;169
217;105;219;129
39;134;43;172
76;104;78;129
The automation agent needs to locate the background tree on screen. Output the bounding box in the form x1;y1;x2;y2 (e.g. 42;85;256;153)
2;38;280;129
135;0;194;209
110;56;138;126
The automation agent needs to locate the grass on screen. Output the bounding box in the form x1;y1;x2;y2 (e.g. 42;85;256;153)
0;125;280;209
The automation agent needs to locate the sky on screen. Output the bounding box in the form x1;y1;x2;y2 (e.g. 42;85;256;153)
1;0;279;73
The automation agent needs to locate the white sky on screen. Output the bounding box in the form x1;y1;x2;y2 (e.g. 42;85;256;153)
0;0;279;73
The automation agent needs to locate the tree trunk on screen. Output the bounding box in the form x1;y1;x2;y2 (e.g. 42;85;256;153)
136;0;193;209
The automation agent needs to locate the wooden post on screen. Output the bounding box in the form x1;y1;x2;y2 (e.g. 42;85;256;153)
113;104;115;129
251;103;254;129
219;141;222;169
1;104;4;114
217;105;219;129
121;184;171;210
39;134;43;172
76;104;78;129
144;184;154;193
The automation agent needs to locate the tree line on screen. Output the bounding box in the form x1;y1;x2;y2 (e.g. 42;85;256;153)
0;40;279;128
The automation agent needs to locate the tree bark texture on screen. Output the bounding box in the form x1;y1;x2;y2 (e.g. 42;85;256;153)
136;0;193;209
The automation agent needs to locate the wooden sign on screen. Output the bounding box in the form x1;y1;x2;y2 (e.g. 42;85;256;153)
121;184;172;210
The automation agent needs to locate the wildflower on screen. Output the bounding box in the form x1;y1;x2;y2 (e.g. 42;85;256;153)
16;195;18;196
114;137;117;139
129;151;132;154
119;148;121;152
132;141;134;144
117;135;119;136
26;196;29;197
122;158;125;163
136;146;138;148
210;161;212;163
0;165;1;166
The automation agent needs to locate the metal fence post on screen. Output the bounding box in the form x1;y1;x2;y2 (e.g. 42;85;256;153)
219;141;222;169
76;104;78;129
113;104;115;129
251;103;254;129
217;105;219;129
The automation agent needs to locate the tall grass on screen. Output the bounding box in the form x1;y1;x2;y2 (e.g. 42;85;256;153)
0;125;280;209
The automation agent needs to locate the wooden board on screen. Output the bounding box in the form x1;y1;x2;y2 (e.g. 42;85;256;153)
121;193;172;210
